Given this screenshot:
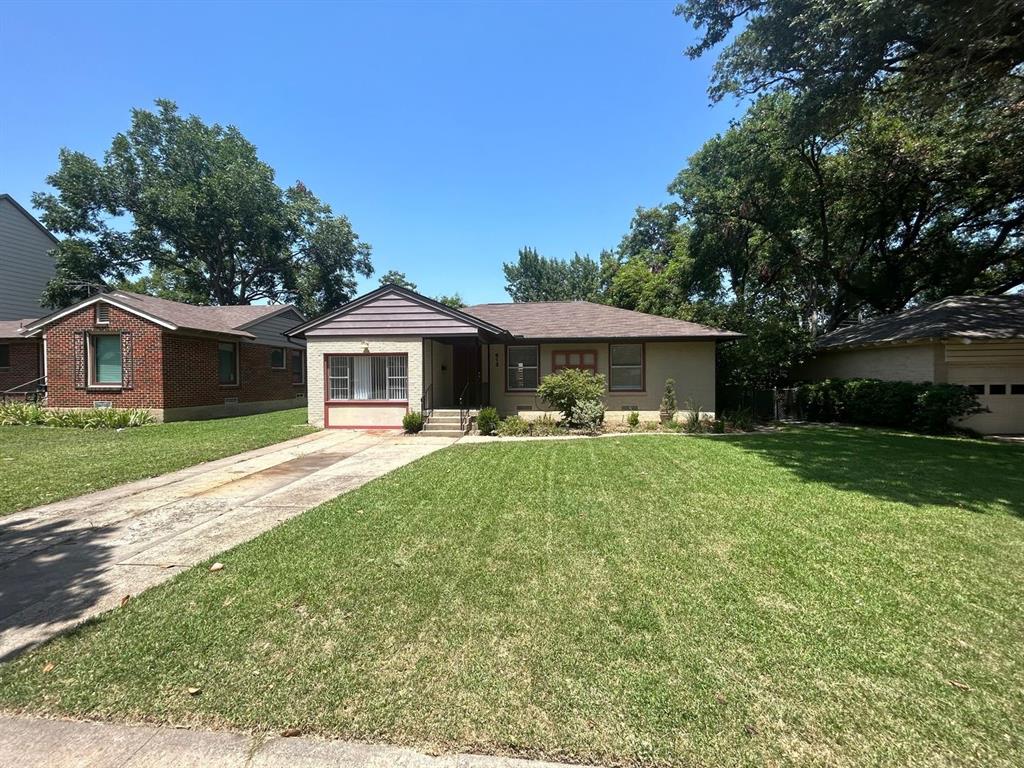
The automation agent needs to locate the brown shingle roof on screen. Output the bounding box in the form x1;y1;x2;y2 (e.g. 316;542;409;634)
0;319;36;339
814;294;1024;350
462;301;742;340
23;290;299;339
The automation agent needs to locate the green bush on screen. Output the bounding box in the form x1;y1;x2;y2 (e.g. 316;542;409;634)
497;415;531;436
0;403;153;429
537;369;606;426
402;411;424;434
476;406;500;436
568;399;605;433
627;410;640;428
723;407;755;432
660;378;677;414
796;379;984;434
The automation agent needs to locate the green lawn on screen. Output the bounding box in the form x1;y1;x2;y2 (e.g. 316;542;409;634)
0;408;315;515
1;427;1022;766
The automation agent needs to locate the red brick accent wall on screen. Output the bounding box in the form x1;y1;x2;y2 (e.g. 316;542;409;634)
161;335;305;409
44;304;166;409
0;339;42;393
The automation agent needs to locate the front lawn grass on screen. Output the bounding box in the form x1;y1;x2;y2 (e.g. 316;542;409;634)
0;408;315;515
1;427;1022;766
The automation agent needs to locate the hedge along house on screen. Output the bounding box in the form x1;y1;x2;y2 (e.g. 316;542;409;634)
799;294;1024;434
17;290;308;421
287;284;742;430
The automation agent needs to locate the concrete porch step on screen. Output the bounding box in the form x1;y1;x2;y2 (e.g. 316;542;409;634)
420;430;466;438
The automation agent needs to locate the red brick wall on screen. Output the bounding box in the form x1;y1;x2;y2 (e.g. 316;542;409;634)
44;304;166;409
0;339;42;393
161;335;305;409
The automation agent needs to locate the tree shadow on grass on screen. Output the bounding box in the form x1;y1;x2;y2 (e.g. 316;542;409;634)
729;427;1024;516
0;515;115;661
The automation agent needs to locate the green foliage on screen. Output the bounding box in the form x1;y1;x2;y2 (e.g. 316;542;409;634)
503;247;600;302
528;415;562;436
537;369;607;425
660;378;677;414
476;406;500;436
496;415;531;437
34;100;373;314
627;410;640;428
379;271;416;291
0;403;154;429
722;407;755;432
568;400;605;433
796;379;984;433
402;411;424;434
435;293;465;309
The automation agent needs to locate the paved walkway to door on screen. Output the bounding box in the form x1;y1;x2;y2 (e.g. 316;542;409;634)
0;430;455;660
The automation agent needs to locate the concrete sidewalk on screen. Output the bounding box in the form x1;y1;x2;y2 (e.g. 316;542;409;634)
0;429;454;660
0;714;596;768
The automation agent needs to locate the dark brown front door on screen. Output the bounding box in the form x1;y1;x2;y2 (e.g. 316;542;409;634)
451;343;481;406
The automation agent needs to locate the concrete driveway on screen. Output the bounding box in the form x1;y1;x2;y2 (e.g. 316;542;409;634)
0;429;455;660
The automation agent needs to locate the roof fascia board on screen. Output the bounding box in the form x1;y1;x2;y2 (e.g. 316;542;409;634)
22;294;179;332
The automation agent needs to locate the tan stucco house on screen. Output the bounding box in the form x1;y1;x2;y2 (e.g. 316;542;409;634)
799;294;1024;434
288;284;741;430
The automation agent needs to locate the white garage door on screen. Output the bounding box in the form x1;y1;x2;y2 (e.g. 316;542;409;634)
947;364;1024;434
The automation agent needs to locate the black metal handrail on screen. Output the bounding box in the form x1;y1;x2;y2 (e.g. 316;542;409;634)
1;375;47;404
458;380;472;432
421;383;433;420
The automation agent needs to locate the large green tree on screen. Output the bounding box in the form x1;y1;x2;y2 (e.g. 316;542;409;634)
35;100;373;315
378;270;417;291
502;247;600;302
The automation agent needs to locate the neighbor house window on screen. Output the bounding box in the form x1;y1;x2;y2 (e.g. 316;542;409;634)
327;355;407;401
968;384;985;395
989;384;1007;395
270;347;286;369
218;342;239;385
290;350;304;385
552;350;597;373
0;343;9;369
506;345;539;390
609;344;643;391
1012;384;1024;395
90;334;122;386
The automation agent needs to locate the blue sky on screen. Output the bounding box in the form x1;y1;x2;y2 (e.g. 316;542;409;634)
0;1;741;304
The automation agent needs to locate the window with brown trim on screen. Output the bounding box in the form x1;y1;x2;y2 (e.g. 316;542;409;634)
89;333;123;387
552;350;597;374
609;344;643;391
506;345;539;390
218;342;239;386
0;343;9;369
290;350;304;385
270;347;286;369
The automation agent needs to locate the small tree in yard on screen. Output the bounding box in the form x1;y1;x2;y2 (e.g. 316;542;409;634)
660;378;677;423
537;369;606;432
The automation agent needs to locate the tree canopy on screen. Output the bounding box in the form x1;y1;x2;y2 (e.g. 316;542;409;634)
378;270;417;291
35;100;373;315
503;247;600;302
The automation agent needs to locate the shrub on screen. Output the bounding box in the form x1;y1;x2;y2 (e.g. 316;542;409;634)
660;378;677;416
914;384;987;433
795;379;984;434
712;418;725;433
627;410;640;428
476;406;500;436
402;411;424;433
568;399;605;433
723;407;755;432
529;414;562;436
537;369;605;418
497;415;531;436
681;403;705;433
0;403;153;428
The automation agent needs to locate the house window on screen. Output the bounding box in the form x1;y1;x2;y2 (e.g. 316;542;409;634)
1011;384;1024;395
506;345;539;390
327;355;407;401
609;344;643;390
290;350;304;385
968;384;985;395
96;303;110;324
0;344;9;369
552;350;597;373
218;342;239;385
989;384;1007;395
90;334;122;386
270;347;286;369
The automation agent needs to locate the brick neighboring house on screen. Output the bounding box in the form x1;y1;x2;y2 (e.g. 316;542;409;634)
15;290;308;421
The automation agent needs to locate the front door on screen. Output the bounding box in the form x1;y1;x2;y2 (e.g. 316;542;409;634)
451;343;481;406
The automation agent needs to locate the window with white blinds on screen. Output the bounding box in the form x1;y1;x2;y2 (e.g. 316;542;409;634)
327;355;408;401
